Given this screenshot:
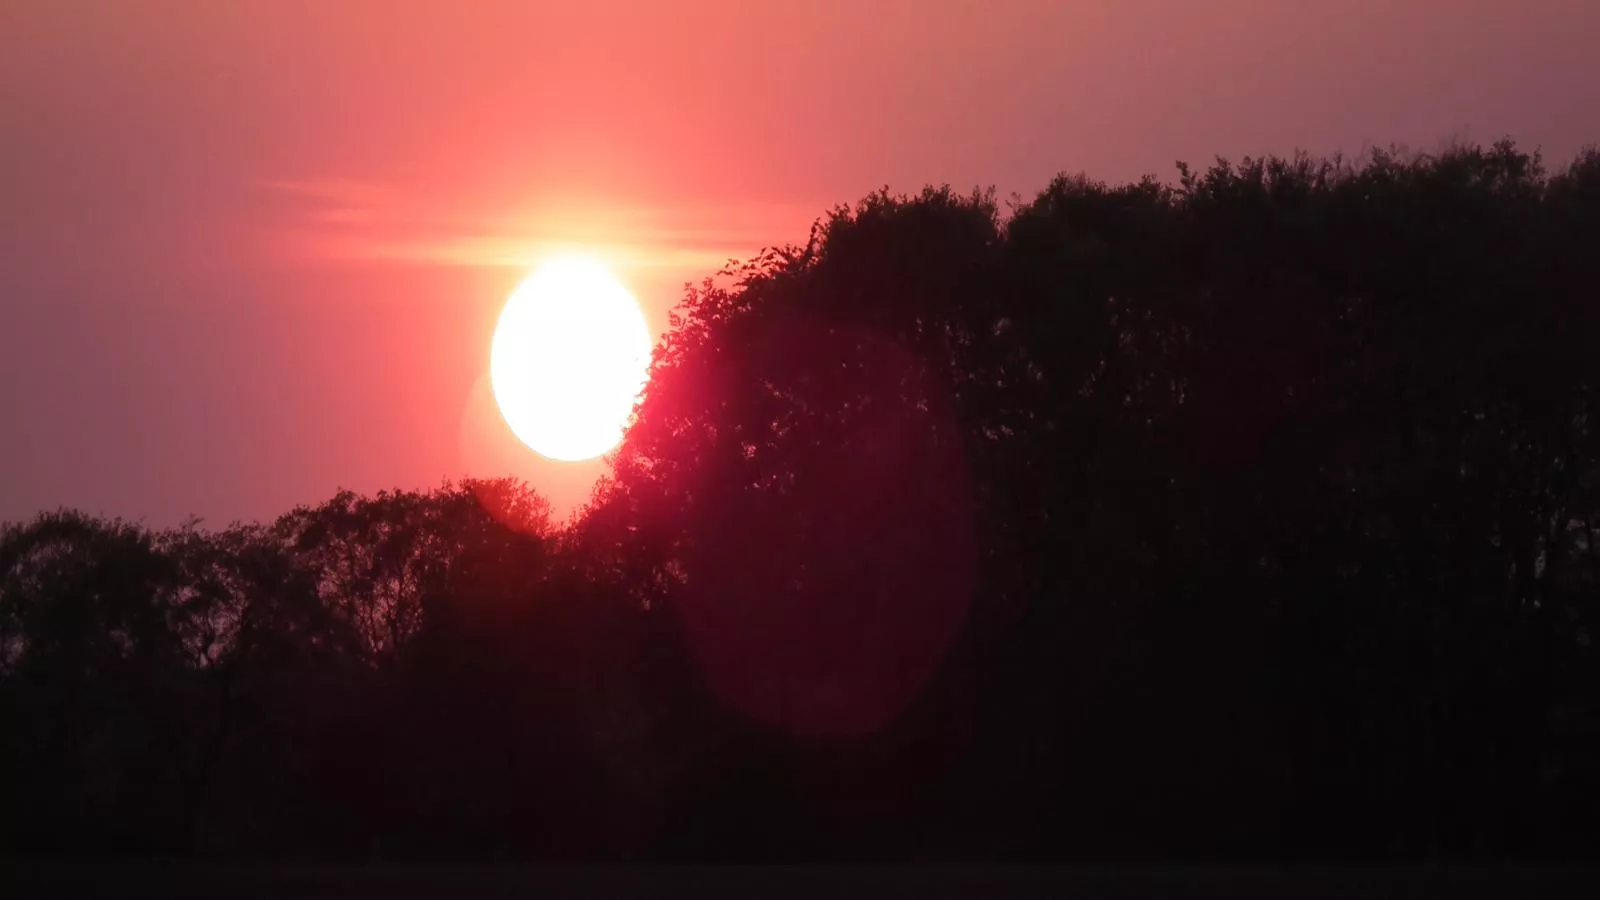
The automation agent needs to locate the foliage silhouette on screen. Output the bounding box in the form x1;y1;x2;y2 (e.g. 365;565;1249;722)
4;141;1600;862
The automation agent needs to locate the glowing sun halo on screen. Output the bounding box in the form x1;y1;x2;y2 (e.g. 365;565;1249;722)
490;258;652;462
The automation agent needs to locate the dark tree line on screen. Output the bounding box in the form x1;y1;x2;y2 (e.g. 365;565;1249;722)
4;141;1600;862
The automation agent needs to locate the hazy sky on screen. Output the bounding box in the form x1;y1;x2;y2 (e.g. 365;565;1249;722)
3;0;1597;525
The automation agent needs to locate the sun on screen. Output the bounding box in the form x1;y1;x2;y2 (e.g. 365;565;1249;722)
489;258;652;462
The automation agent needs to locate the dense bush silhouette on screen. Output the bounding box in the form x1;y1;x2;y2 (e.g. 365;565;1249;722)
4;141;1600;862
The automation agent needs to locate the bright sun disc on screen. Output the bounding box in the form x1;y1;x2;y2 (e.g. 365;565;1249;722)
490;258;652;462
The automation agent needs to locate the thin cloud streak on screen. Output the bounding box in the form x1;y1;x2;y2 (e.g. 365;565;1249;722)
257;178;814;272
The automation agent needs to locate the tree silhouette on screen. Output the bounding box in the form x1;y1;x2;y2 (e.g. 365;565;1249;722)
3;141;1600;863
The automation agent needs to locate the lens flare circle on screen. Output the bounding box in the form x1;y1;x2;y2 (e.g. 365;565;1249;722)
490;258;651;462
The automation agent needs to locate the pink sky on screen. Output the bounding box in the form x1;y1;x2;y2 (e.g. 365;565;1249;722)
2;0;1597;524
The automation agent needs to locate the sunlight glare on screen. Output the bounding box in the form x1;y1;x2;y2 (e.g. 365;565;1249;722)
489;258;652;462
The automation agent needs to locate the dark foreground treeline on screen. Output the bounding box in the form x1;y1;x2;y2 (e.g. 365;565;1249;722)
5;141;1600;863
